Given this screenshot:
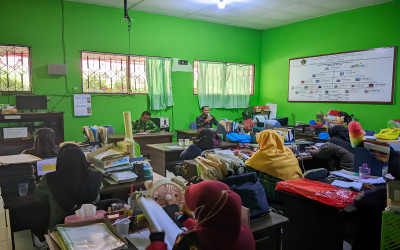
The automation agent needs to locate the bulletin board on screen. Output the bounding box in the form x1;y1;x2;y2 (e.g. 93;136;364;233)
288;47;396;104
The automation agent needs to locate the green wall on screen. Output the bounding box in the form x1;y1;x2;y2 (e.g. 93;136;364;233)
0;0;261;141
260;0;400;131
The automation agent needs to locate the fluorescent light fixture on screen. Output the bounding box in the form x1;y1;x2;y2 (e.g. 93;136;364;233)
218;0;225;9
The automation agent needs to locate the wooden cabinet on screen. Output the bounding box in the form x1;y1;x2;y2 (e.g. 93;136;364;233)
0;112;64;155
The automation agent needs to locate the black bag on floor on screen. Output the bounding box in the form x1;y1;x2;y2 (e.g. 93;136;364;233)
221;172;270;217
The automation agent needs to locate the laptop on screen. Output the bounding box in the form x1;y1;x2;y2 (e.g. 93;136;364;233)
36;157;57;176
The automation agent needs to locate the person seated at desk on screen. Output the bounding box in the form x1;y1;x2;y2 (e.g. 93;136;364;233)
22;127;59;158
308;125;354;171
33;144;103;241
132;111;160;133
349;148;400;250
196;106;218;129
245;130;302;203
146;180;255;250
180;129;215;160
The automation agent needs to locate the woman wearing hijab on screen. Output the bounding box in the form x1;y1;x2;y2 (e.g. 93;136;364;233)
180;128;215;160
309;125;354;171
245;130;302;203
22;127;59;158
146;180;255;250
35;144;103;228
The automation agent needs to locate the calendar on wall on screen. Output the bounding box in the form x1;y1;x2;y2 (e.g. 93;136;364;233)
73;94;92;116
288;47;396;104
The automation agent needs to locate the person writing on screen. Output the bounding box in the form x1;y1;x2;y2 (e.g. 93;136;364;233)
196;106;218;129
22;127;59;158
146;180;255;250
132;111;161;133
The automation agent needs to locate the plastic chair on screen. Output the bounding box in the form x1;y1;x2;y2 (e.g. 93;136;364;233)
190;122;197;129
303;168;328;181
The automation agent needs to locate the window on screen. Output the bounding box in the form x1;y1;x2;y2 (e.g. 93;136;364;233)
193;60;254;95
0;45;31;93
81;51;150;94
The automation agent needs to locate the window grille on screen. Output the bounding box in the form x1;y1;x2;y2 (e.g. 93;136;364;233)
0;45;31;93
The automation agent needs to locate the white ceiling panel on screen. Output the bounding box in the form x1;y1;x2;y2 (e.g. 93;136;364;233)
66;0;393;30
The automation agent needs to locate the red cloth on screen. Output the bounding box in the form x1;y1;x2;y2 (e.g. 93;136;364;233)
146;241;167;250
184;180;255;250
276;179;357;208
327;109;341;116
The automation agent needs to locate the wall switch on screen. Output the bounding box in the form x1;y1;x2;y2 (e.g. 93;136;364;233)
73;87;79;92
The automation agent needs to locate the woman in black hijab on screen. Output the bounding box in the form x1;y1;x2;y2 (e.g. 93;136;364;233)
180;129;215;160
310;125;354;170
22;127;59;158
35;144;103;228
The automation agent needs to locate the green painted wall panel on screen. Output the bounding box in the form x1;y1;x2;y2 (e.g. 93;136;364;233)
260;1;400;131
0;0;261;141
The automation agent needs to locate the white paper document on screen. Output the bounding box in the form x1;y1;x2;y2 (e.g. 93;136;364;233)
165;146;183;149
127;229;151;250
138;198;182;250
331;180;363;190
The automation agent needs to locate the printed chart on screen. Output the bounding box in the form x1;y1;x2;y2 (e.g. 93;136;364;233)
288;47;396;103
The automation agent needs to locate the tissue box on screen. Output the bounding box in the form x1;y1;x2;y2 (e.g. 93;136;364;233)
64;210;107;224
87;144;129;169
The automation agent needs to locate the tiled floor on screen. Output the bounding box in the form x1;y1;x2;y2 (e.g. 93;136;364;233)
14;230;35;250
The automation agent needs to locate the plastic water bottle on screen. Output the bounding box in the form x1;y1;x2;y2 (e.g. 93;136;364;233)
359;163;371;179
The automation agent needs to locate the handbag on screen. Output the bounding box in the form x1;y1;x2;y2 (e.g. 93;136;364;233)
221;172;270;217
212;133;222;147
194;156;223;180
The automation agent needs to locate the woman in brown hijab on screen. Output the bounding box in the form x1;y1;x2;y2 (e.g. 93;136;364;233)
22;127;59;158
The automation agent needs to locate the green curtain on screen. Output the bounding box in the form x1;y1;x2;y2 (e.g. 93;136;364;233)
225;64;250;108
146;57;173;110
198;61;226;108
198;61;250;109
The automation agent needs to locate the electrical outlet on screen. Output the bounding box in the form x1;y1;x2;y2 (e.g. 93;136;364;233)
72;87;79;92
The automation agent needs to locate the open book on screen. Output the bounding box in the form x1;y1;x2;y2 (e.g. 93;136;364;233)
137;197;183;249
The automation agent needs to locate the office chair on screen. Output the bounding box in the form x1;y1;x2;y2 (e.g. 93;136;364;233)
190;122;197;129
353;147;386;176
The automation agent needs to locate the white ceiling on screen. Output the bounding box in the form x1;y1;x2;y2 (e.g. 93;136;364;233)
66;0;392;30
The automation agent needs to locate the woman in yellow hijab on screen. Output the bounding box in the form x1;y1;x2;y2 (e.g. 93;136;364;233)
246;130;302;180
245;130;302;203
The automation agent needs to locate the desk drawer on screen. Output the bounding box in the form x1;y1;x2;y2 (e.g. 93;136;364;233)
253;228;279;250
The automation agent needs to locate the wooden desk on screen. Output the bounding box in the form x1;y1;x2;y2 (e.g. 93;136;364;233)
108;132;174;156
0;112;64;156
147;141;239;177
251;212;289;250
277;189;356;250
176;129;217;140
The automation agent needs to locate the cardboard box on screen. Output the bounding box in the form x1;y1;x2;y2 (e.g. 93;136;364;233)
116;140;135;159
87;144;129;169
0;154;41;166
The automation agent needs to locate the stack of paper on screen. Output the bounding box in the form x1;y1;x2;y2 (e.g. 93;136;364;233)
56;222;125;250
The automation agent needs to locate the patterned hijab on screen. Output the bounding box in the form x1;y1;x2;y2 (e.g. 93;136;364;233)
22;127;59;158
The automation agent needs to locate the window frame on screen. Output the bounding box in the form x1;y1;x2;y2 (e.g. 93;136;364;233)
193;59;255;96
0;44;32;94
81;51;170;95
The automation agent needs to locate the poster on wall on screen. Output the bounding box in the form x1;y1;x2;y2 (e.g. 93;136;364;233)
288;47;396;103
74;94;92;116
